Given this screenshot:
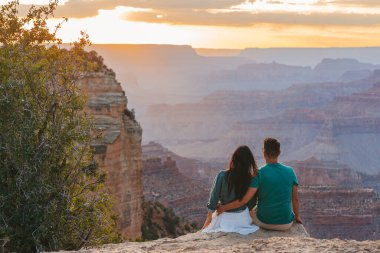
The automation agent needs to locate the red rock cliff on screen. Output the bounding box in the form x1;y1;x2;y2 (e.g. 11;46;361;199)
80;71;143;238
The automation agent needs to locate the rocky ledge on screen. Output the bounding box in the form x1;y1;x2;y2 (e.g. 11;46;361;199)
56;224;380;252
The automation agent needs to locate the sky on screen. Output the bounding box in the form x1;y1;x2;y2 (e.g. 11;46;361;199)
6;0;380;49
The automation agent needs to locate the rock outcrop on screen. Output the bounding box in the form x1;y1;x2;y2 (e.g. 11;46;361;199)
80;71;143;238
290;158;363;187
55;224;380;253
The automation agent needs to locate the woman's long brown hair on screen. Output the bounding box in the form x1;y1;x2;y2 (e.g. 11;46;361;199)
226;145;258;200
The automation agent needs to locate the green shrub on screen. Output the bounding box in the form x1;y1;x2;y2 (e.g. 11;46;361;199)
0;1;119;252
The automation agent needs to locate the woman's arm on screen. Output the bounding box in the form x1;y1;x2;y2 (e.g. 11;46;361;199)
206;172;224;212
201;211;213;229
217;187;257;214
292;185;303;224
202;172;224;230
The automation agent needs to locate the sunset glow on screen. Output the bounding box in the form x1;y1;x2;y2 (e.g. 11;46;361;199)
7;0;380;48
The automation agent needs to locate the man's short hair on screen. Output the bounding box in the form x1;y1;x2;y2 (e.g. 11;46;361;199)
263;138;281;158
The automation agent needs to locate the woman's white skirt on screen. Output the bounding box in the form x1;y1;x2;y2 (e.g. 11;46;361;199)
202;208;259;235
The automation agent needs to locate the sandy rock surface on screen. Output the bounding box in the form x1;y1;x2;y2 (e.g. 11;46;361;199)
58;224;380;253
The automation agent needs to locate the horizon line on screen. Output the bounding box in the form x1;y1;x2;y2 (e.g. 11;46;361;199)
80;43;380;50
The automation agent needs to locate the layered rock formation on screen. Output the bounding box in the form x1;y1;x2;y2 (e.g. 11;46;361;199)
286;77;380;174
143;71;380;174
143;142;223;187
299;187;380;240
289;157;363;187
142;153;209;225
142;76;370;148
80;71;143;238
289;158;380;240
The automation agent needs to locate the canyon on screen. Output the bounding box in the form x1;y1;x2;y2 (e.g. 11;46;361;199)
80;70;144;239
76;46;380;242
142;71;380;175
141;142;380;240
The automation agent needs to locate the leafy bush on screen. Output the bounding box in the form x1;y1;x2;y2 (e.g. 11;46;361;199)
141;201;197;241
0;1;119;252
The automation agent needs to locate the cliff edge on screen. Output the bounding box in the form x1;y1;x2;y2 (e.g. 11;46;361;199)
56;224;380;252
80;71;144;238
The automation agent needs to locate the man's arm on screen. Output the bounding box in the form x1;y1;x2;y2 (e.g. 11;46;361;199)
292;185;303;224
217;187;257;214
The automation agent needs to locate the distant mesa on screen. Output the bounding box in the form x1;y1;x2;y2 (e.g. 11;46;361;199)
240;47;380;66
79;45;380;113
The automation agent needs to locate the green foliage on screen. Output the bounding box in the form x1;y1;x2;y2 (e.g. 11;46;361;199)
162;207;179;235
124;108;136;122
141;202;159;240
0;1;120;252
191;221;199;229
141;201;196;241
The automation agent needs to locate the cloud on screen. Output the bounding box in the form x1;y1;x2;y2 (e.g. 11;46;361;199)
124;9;380;27
17;0;245;18
13;0;380;27
327;0;380;7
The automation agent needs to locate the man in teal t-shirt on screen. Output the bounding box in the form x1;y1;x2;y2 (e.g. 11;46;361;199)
218;138;302;231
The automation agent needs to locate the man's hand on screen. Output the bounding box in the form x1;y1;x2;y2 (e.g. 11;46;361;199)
294;216;303;224
216;205;225;215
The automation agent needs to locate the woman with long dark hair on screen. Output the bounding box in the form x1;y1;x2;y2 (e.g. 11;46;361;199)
201;145;259;234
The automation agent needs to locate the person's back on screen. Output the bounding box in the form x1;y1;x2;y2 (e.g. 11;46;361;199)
201;145;259;235
207;170;257;213
218;138;302;231
254;162;298;224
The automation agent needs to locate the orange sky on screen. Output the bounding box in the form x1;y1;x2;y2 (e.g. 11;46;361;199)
7;0;380;49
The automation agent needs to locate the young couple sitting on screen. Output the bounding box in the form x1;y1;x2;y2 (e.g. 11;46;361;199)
202;138;302;235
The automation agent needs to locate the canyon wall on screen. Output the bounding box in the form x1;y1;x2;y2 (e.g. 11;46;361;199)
290;158;380;240
142;145;209;225
80;71;143;238
299;187;380;240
